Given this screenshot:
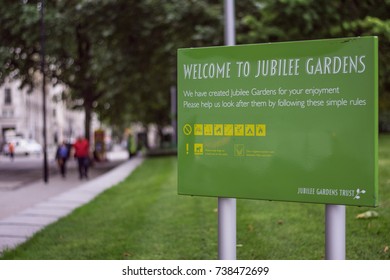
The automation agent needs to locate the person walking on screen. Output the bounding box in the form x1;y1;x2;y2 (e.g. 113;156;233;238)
55;141;69;178
73;135;90;180
8;142;15;161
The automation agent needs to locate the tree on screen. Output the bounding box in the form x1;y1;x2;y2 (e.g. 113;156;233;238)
1;0;225;142
237;0;390;128
44;0;120;141
0;0;123;140
0;0;41;89
93;0;223;140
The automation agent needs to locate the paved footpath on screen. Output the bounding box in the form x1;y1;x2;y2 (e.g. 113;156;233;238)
0;156;144;254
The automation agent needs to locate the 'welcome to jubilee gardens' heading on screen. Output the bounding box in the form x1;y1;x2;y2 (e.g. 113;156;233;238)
183;55;366;80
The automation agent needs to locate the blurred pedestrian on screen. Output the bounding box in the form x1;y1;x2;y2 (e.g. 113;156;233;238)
8;142;14;161
55;141;69;178
73;135;90;180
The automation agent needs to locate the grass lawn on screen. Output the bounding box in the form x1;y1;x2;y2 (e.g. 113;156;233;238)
1;135;389;260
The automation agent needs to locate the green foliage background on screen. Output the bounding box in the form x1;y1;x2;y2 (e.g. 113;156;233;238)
0;0;389;132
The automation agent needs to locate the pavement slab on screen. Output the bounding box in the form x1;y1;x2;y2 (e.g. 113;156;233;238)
0;181;25;191
0;215;59;226
20;207;74;217
0;156;144;254
0;224;42;238
0;237;27;252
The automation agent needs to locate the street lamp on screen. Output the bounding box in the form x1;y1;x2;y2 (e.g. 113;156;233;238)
40;0;49;183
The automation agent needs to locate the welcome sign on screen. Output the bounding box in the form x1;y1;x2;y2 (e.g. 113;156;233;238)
177;37;378;207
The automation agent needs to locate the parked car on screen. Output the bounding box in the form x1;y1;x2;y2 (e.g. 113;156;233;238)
3;138;42;156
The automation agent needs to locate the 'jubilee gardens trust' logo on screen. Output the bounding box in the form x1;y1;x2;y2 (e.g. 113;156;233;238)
297;187;367;200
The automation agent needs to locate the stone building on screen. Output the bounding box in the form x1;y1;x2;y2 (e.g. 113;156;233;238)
0;78;85;148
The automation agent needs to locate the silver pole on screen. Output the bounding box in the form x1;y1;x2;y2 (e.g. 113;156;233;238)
218;198;236;259
325;204;346;260
224;0;235;46
218;0;236;260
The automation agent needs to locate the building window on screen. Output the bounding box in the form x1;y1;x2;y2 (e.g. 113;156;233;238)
4;88;12;105
2;108;14;117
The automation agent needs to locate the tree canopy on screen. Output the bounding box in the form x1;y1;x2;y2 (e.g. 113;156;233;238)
0;0;223;139
1;0;389;136
236;0;390;127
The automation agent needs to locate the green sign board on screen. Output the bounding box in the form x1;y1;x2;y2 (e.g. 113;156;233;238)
177;37;378;207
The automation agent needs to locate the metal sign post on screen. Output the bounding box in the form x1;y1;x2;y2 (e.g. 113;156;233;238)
218;198;236;259
325;204;346;260
218;0;236;260
224;0;235;46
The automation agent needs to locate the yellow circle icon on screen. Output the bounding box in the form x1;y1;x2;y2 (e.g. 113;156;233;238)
183;124;192;136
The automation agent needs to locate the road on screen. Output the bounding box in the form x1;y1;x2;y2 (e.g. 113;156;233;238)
0;147;128;190
0;154;57;190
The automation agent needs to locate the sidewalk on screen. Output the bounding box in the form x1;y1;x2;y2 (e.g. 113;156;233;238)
0;156;144;254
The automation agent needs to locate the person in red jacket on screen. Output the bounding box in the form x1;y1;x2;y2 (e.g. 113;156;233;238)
73;135;90;179
8;142;15;161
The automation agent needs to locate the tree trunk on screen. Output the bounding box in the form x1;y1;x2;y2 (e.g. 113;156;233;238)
84;101;92;142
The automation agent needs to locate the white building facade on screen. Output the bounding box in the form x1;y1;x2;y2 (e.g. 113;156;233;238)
0;78;85;148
